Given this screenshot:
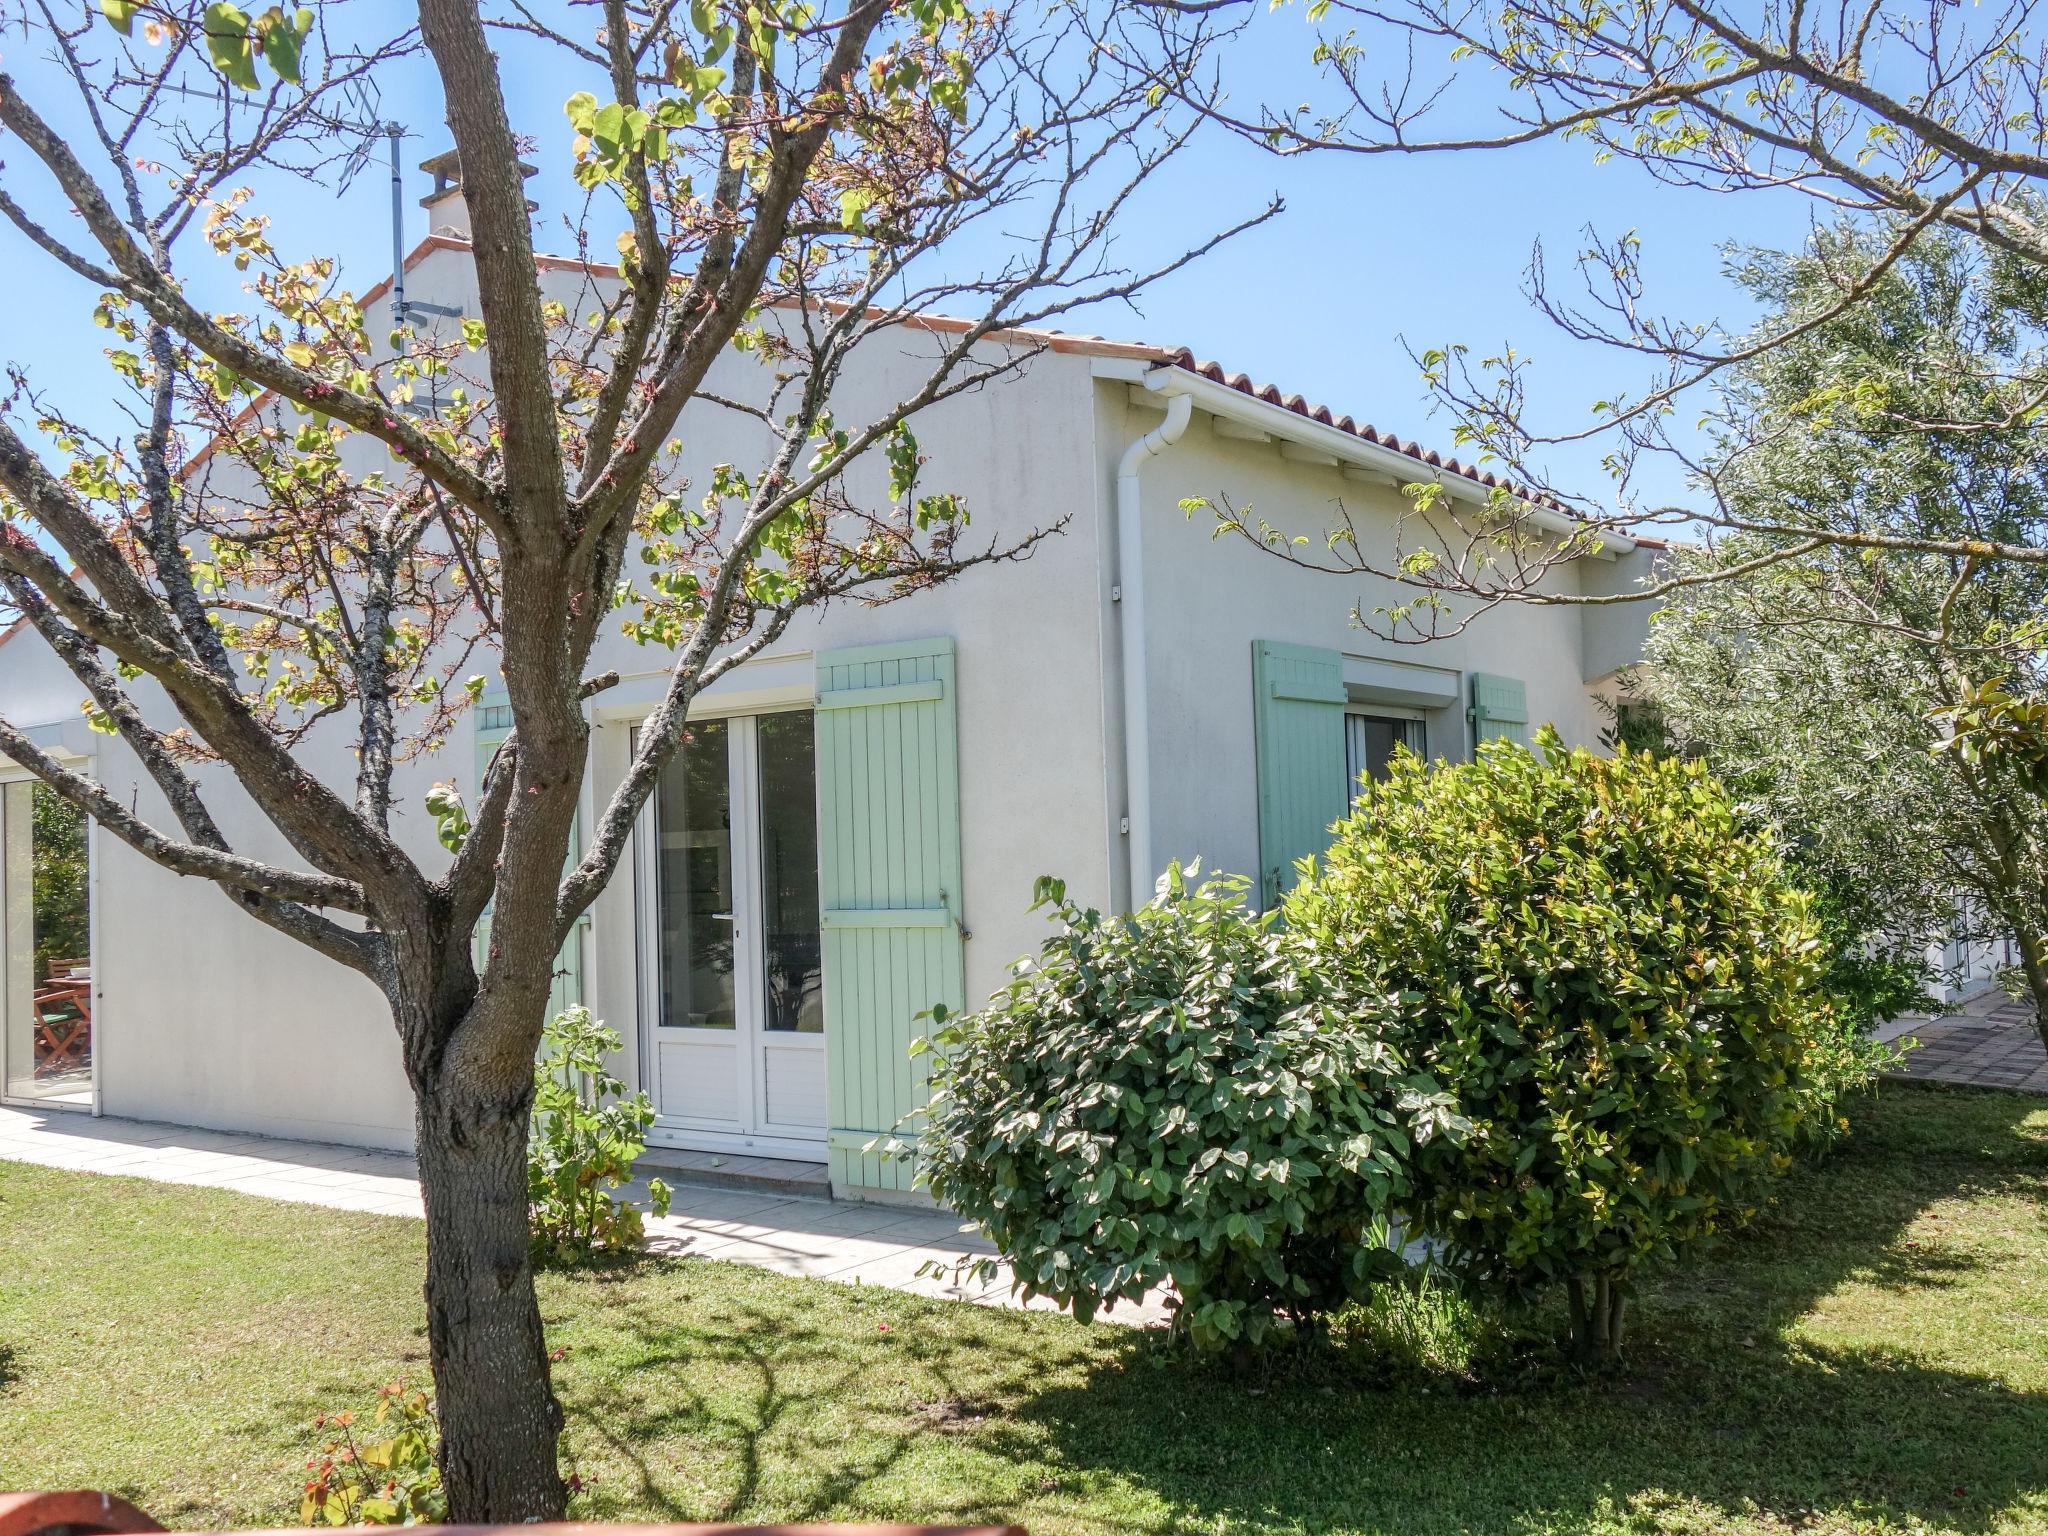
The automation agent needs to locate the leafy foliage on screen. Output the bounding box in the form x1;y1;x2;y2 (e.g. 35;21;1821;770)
299;1382;445;1526
1285;731;1839;1361
1603;668;1934;1028
1936;676;2048;800
1646;228;2048;1047
28;784;90;981
528;1008;671;1265
100;0;311;87
912;864;1461;1354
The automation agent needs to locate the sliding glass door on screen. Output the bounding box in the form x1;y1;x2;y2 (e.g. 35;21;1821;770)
2;779;93;1107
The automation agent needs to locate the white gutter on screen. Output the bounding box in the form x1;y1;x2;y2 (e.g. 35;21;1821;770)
1115;369;1192;905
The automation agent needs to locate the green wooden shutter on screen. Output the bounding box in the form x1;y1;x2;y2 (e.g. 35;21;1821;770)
815;637;966;1195
1252;640;1349;909
473;689;586;1016
1469;672;1529;750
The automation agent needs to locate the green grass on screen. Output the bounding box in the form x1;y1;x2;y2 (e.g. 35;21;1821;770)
2;1084;2045;1536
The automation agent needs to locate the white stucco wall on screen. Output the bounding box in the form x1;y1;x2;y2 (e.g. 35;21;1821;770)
0;233;1656;1152
0;661;423;1147
1099;383;1642;893
0;237;1118;1147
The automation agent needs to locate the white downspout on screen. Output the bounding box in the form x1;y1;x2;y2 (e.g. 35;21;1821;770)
1116;377;1191;906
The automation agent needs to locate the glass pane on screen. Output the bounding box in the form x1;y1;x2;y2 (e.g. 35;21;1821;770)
4;781;93;1103
655;719;736;1029
1345;714;1423;795
757;711;823;1034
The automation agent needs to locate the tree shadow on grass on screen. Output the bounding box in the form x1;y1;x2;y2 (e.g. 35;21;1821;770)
548;1275;1061;1525
984;1084;2048;1536
530;1086;2045;1536
985;1323;2048;1536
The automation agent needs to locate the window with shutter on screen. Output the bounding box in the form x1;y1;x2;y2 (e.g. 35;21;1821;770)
1251;640;1349;909
814;637;965;1195
473;689;586;1017
1344;711;1425;793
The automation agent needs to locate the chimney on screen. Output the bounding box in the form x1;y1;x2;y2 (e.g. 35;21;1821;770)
416;147;538;242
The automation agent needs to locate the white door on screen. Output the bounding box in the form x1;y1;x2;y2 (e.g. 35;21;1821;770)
636;710;827;1155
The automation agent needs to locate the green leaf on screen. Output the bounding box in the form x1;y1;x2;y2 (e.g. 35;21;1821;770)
201;1;260;88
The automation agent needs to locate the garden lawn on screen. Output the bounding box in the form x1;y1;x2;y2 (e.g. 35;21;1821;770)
1;1085;2044;1536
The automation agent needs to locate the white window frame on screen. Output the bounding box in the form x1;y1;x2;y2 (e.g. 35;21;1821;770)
1343;706;1426;795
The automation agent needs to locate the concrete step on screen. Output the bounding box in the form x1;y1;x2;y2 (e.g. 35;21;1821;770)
638;1145;833;1198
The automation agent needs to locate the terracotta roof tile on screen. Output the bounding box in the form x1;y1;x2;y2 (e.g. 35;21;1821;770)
1162;346;1585;515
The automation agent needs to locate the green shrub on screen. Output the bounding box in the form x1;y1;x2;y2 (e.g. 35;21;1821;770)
299;1382;445;1526
1285;729;1838;1362
912;865;1460;1353
1790;992;1905;1154
529;1006;671;1263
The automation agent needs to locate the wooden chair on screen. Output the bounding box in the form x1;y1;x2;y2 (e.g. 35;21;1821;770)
31;963;91;1077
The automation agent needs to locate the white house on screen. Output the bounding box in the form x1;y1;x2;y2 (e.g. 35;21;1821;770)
0;183;1659;1200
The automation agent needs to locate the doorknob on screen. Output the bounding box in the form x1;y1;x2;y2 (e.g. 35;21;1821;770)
710;911;737;923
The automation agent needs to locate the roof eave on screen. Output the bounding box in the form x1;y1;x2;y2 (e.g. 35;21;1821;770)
1093;357;1636;559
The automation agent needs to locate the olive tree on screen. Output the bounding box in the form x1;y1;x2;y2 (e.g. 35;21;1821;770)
0;0;1260;1514
1643;229;2048;1049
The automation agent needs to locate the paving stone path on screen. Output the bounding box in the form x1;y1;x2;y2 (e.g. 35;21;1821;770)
1885;995;2048;1094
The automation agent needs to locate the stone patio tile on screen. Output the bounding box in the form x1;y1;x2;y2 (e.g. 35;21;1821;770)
56;1145;184;1173
326;1177;432;1203
740;1198;945;1243
282;1164;390;1187
825;1248;994;1301
240;1177;386;1209
669;1233;892;1279
1886;1005;2046;1094
294;1183;424;1217
711;1221;937;1266
857;1211;998;1254
676;1216;865;1254
161;1155;304;1183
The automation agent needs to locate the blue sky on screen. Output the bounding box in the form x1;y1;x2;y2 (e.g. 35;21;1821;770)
0;3;1818;519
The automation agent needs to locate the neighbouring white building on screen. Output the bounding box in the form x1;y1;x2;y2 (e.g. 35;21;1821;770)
0;171;1660;1199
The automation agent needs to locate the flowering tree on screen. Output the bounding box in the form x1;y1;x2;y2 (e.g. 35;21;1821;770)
0;0;1260;1515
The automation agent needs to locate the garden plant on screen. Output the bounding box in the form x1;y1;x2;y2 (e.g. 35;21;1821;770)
912;865;1463;1353
299;1382;446;1527
1286;731;1847;1361
528;1008;672;1265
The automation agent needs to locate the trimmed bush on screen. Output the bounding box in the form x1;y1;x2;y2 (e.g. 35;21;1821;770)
1285;729;1838;1361
913;865;1459;1352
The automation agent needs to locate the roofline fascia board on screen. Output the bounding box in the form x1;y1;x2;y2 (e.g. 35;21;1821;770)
1098;359;1636;558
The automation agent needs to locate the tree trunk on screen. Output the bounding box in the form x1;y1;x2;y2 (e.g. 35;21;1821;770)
415;1085;566;1522
2027;979;2048;1058
2012;927;2048;1055
1565;1273;1626;1365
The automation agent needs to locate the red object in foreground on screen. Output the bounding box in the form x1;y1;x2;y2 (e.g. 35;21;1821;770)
0;1491;162;1536
0;1497;1021;1536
